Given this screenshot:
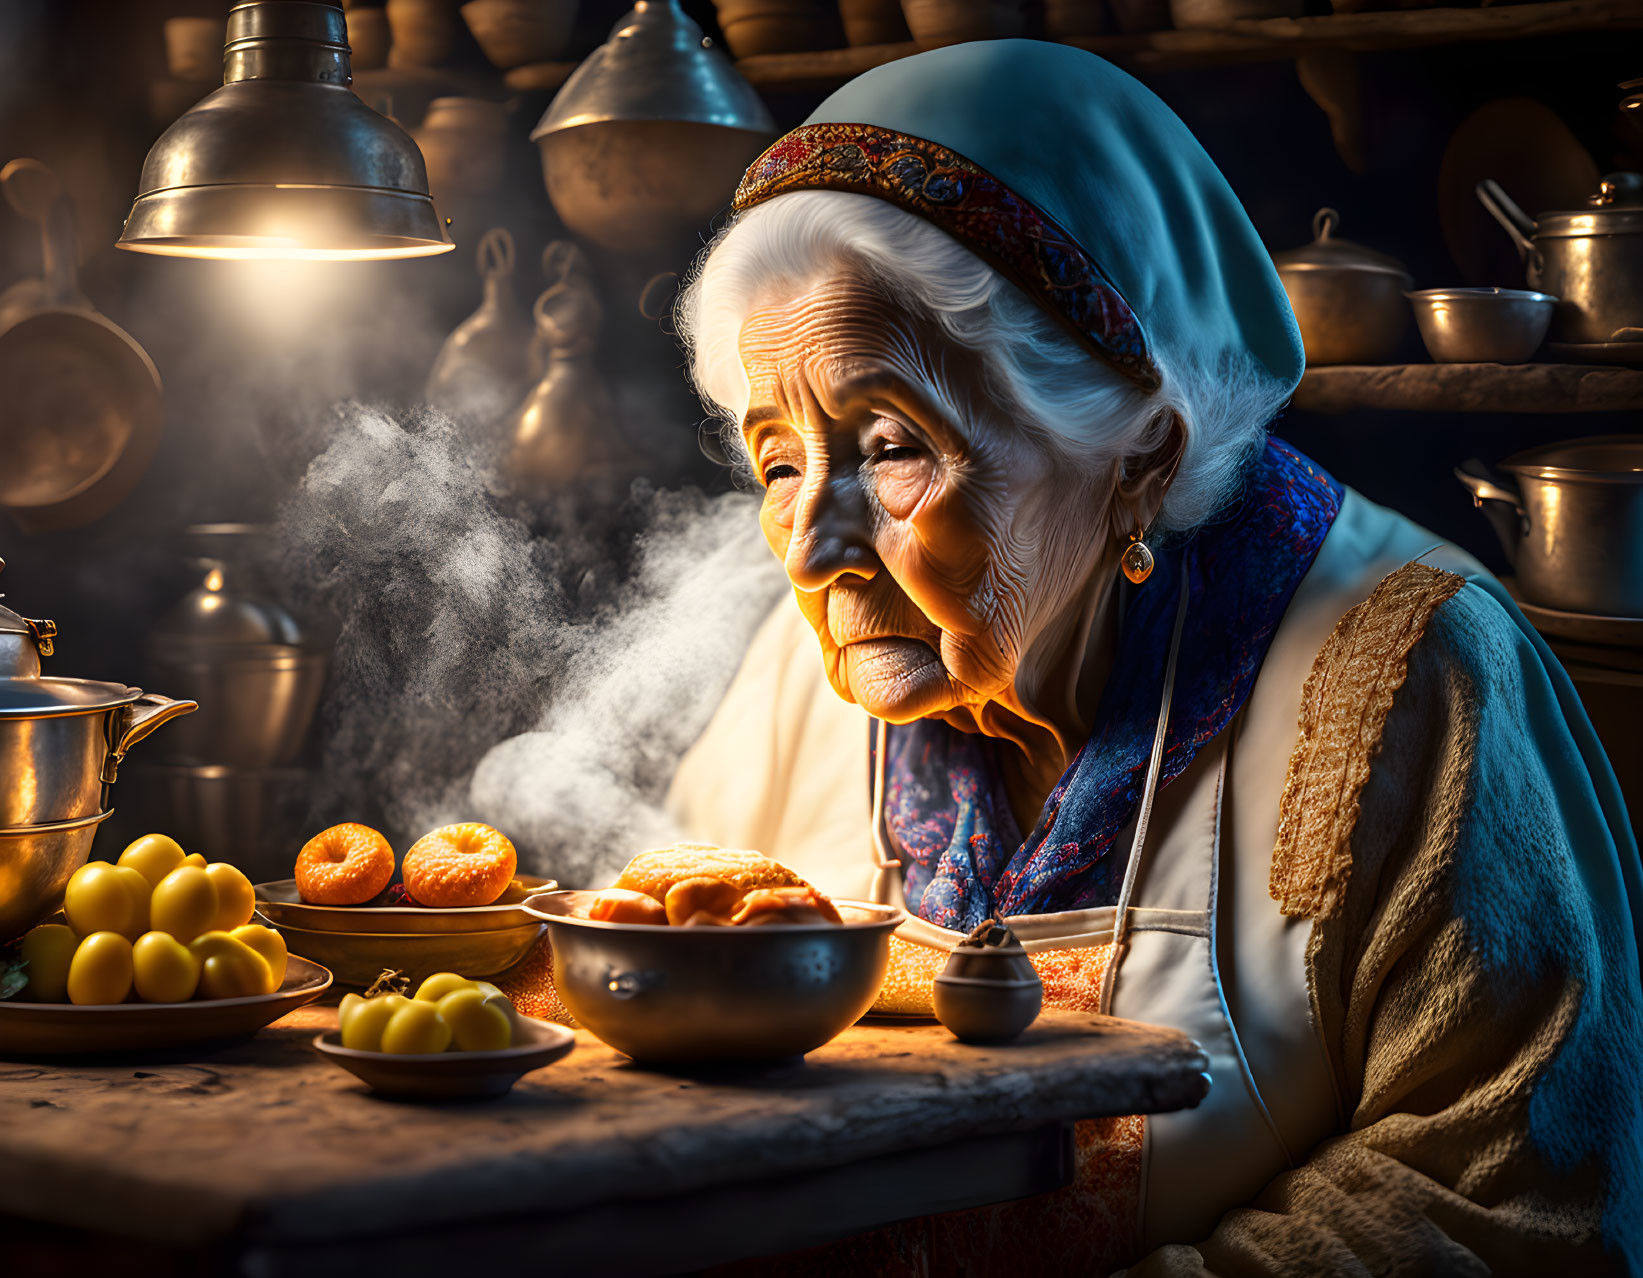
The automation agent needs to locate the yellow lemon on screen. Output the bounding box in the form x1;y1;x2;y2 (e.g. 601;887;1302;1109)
132;931;201;1003
67;931;134;1005
63;862;137;938
435;988;512;1052
340;994;409;1051
380;1000;452;1054
231;925;286;990
150;865;219;943
20;923;78;1002
205;863;256;932
413;972;475;1003
108;864;152;939
198;947;271;1000
118;834;187;888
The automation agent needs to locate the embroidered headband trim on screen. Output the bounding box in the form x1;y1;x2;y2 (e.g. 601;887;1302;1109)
733;122;1161;394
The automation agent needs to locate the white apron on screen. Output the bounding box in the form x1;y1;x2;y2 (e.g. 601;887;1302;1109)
666;486;1484;1250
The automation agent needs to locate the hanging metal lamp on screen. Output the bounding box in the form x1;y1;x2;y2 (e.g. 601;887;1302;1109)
118;0;453;260
529;0;774;254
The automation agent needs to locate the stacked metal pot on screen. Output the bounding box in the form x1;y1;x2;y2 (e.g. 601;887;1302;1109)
0;558;196;940
134;526;328;879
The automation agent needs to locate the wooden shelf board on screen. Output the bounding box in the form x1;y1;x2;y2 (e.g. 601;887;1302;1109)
1292;361;1643;413
735;0;1643;87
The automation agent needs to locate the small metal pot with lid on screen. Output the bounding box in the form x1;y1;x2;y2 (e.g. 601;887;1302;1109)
145;525;328;770
0;557;198;826
0;555;196;939
1477;172;1643;345
1272;208;1413;365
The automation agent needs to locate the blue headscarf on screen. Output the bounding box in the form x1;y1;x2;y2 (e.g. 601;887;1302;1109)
735;41;1335;926
735;39;1304;403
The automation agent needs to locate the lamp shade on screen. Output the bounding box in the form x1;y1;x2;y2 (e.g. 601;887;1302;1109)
119;0;452;260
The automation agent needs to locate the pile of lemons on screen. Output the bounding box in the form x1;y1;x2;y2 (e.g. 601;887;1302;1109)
339;972;518;1054
18;834;288;1005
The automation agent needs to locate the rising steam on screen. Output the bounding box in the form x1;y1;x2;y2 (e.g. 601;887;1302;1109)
272;401;784;886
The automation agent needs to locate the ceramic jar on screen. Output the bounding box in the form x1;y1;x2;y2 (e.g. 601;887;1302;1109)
1169;0;1299;24
387;0;463;66
461;0;580;68
901;0;1026;45
413;97;510;213
932;920;1044;1044
345;6;391;69
712;0;843;57
839;0;912;45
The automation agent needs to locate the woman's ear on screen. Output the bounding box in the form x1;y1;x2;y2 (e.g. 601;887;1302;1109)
1114;411;1185;536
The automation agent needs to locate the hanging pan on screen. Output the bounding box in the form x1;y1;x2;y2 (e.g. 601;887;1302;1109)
0;158;164;533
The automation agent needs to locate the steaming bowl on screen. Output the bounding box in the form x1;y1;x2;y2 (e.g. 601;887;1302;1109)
524;890;902;1063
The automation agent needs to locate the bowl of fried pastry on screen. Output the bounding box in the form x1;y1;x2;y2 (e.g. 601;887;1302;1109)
523;845;903;1063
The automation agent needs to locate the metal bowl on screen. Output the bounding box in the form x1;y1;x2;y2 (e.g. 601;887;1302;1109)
1408;287;1556;364
0;810;112;941
268;919;544;988
524;890;903;1063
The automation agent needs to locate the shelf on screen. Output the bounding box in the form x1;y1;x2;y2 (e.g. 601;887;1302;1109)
1291;362;1643;414
734;0;1643;88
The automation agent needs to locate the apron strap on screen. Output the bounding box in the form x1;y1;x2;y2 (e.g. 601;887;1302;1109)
1099;567;1191;1013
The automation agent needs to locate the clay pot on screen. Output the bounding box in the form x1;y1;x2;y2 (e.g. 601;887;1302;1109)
712;0;843;57
387;0;464;66
1106;0;1170;30
413;97;511;211
1169;0;1299;25
345;6;391;69
901;0;1025;45
931;921;1043;1045
1044;0;1106;36
461;0;579;67
838;0;911;44
149;76;215;128
163;16;224;81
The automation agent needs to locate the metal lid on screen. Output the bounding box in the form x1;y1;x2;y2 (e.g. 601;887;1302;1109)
0;676;143;717
531;0;773;139
0;556;57;679
150;526;307;648
1533;173;1643;237
1272;207;1411;278
1501;434;1643;483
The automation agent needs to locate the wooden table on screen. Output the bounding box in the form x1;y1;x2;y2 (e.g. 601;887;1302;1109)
0;1006;1209;1277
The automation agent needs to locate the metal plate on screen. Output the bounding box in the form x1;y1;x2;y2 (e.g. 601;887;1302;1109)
268;919;543;988
1506;579;1643;646
1546;341;1643;367
254;874;557;934
0;955;330;1055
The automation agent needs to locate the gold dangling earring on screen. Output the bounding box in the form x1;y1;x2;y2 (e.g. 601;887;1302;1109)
1121;520;1155;585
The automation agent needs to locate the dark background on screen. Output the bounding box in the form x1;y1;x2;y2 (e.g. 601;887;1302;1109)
0;0;1638;717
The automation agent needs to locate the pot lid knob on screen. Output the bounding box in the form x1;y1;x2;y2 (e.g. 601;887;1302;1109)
1594;172;1643;208
0;556;58;675
1271;206;1411;278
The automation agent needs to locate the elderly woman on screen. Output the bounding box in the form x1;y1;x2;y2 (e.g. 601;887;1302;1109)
667;41;1643;1275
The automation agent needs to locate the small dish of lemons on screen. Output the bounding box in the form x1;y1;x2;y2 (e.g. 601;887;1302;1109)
313;971;575;1099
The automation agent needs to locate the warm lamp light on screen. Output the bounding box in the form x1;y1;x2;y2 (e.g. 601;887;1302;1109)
118;0;452;261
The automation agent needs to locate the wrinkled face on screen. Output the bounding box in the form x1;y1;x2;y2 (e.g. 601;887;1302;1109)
738;275;1118;726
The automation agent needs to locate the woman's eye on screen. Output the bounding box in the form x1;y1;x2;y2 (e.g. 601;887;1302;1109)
761;462;801;484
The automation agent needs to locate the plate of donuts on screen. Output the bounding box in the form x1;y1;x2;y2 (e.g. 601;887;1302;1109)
254;821;555;935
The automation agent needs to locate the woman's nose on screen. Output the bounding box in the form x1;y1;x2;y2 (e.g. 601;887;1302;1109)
786;471;878;591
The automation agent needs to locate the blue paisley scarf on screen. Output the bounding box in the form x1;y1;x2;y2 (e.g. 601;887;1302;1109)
880;436;1343;930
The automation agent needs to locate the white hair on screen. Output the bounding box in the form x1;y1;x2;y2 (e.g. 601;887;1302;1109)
677;191;1290;536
